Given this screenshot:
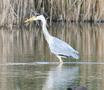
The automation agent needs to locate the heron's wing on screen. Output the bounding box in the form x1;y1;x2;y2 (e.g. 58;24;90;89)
49;37;79;59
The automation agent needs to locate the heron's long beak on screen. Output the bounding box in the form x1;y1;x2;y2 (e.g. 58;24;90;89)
25;16;37;23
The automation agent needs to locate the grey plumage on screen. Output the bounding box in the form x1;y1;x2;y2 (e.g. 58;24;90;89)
49;36;79;59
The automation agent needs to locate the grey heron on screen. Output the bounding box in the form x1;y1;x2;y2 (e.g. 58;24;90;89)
25;15;79;63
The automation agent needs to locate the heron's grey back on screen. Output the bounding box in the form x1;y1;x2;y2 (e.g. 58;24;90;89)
49;37;79;59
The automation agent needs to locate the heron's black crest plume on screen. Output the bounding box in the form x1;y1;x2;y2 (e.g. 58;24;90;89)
31;11;49;20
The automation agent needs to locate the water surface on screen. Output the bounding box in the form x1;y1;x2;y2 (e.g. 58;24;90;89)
0;23;104;90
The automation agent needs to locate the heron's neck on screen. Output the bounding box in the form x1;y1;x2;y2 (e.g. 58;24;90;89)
42;21;51;42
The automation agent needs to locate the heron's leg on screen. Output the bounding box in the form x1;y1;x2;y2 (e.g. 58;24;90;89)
56;56;63;63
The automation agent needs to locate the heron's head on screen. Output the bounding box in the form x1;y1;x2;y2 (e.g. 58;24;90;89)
25;15;46;24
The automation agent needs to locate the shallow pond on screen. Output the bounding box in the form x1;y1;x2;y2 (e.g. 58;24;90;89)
0;23;104;90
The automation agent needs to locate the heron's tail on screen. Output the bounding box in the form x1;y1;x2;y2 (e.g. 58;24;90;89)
71;51;80;59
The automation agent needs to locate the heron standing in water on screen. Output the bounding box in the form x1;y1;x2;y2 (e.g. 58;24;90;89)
25;15;79;63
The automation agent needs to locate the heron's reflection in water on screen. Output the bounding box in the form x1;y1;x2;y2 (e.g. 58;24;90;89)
42;64;79;90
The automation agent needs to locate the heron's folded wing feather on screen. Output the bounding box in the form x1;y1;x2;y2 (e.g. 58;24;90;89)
49;37;78;56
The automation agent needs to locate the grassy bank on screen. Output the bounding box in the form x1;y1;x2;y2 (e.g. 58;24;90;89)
0;0;104;27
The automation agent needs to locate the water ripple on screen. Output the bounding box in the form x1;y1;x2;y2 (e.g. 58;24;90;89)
0;61;104;66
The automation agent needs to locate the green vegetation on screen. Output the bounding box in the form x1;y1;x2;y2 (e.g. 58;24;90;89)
0;0;104;27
